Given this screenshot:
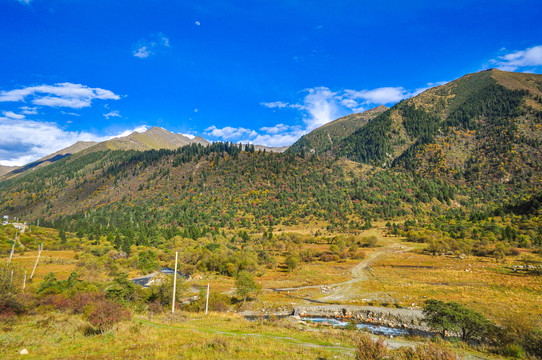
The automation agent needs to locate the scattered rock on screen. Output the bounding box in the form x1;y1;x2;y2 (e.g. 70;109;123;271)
20;349;29;355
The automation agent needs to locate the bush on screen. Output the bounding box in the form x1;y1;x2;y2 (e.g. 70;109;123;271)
397;344;461;360
355;334;387;360
183;290;231;312
87;299;131;333
0;293;25;319
284;255;299;272
147;275;187;307
148;300;163;315
71;292;106;314
355;333;462;360
38;292;106;315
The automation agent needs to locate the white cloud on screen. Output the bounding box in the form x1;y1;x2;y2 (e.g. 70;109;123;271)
343;87;409;106
205;125;257;139
260;101;304;110
112;125;149;138
103;110;121;119
490;45;542;72
260;123;295;134
2;111;25;120
195;21;201;26
0;118;149;166
302;87;341;130
133;46;151;58
180;133;196;139
241;132;304;147
17;0;32;4
250;80;449;148
133;33;171;59
0;82;120;109
260;85;410;132
20;106;37;115
160;35;170;48
61;111;80;116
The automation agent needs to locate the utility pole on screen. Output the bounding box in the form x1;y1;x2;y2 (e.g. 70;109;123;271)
172;251;178;314
205;283;210;315
30;243;43;279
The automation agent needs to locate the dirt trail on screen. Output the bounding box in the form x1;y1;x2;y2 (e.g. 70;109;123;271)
319;243;410;303
271;243;411;303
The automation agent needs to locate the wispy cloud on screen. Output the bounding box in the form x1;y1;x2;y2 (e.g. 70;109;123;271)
260;101;304;110
20;106;37;115
112;125;148;138
103;110;121;119
16;0;32;4
0;82;120;109
490;45;542;72
342;87;409;107
61;111;80;117
133;47;151;59
195;21;201;26
0;119;147;166
205;125;257;139
133;33;171;59
180;133;196;139
2;111;25;120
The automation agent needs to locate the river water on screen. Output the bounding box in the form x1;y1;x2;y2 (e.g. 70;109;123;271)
304;317;411;336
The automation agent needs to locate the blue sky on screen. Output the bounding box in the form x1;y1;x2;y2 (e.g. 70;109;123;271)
1;0;542;165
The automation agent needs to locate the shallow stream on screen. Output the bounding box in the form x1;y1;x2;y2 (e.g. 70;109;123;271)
304;317;411;336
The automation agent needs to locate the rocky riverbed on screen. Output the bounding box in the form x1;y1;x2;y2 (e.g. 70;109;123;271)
243;304;429;332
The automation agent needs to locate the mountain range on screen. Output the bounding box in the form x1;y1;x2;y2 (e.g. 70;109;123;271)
0;126;287;180
0;69;541;231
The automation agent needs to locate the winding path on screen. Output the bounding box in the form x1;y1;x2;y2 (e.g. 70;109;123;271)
270;243;411;303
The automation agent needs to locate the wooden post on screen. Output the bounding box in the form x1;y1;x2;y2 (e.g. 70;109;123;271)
205;283;210;315
172;251;178;314
23;270;27;291
30;243;43;279
8;239;15;264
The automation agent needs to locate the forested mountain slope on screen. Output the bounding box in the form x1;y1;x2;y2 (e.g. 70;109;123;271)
288;105;388;155
336;69;542;191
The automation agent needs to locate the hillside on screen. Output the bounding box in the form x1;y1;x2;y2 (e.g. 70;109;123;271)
0;165;18;177
87;126;209;152
336;69;542;187
288;105;388;155
0;141;98;180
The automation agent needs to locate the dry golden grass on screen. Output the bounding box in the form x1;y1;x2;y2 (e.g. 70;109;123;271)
358;248;542;322
9;250;78;281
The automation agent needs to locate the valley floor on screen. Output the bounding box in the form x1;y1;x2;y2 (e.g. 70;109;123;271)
3;224;541;359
